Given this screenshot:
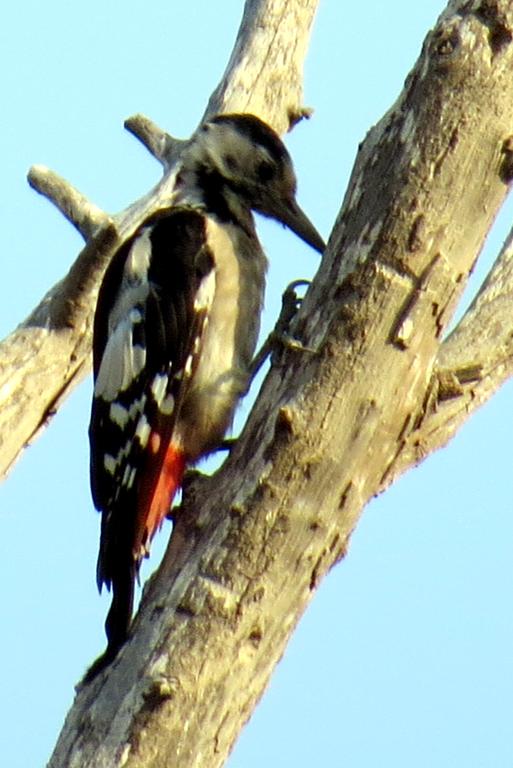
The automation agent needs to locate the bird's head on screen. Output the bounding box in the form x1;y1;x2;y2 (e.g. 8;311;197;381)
186;113;325;254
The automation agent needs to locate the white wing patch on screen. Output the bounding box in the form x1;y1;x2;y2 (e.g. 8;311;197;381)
103;454;117;475
102;412;151;482
95;229;152;402
135;414;151;446
150;372;175;415
95;309;147;401
126;228;152;281
122;465;137;490
194;268;216;311
150;373;168;404
160;393;175;415
108;398;146;429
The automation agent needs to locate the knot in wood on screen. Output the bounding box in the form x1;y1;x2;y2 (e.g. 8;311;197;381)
474;1;513;58
432;22;461;61
499;136;513;184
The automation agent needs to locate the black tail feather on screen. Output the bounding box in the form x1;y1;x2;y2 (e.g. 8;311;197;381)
82;563;135;684
83;510;137;684
105;560;136;655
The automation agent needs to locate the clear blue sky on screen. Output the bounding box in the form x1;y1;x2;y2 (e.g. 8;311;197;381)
1;2;512;766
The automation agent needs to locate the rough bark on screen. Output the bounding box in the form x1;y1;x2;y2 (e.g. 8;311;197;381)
9;0;512;765
390;221;513;481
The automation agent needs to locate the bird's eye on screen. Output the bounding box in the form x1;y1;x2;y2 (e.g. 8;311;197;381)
224;154;238;173
257;161;275;182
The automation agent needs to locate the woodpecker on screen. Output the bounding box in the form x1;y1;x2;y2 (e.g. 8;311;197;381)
88;113;325;673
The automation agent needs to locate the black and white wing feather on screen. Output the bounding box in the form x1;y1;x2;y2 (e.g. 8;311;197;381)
89;208;215;648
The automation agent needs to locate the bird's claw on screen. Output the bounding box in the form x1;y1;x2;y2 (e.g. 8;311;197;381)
250;279;313;378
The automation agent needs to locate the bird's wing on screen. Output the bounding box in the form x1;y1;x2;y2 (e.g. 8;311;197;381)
89;208;215;594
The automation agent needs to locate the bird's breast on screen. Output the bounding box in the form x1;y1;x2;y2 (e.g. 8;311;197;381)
178;217;267;457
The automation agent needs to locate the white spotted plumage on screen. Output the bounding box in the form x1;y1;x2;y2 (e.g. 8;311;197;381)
86;113;324;677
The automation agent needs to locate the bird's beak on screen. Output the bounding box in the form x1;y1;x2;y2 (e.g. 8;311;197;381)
275;198;326;254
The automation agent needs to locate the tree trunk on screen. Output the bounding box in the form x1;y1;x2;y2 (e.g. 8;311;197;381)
4;0;513;766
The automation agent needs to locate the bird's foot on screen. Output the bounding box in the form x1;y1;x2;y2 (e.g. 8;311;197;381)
250;279;314;378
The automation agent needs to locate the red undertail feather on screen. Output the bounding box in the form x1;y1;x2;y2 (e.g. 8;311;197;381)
135;433;186;559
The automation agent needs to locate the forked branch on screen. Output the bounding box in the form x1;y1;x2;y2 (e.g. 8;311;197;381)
47;2;513;767
387;221;513;482
0;0;319;480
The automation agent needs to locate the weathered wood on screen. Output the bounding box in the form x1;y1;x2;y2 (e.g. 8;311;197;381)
390;222;513;482
46;1;513;766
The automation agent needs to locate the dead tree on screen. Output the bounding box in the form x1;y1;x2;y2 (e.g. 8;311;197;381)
2;0;513;765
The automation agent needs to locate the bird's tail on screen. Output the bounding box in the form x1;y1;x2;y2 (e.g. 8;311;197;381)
82;512;138;682
84;439;186;682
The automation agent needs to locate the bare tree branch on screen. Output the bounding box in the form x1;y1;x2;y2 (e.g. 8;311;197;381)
46;2;513;766
0;222;118;478
27;165;110;240
387;221;513;482
0;0;320;481
123;114;186;169
204;0;318;131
